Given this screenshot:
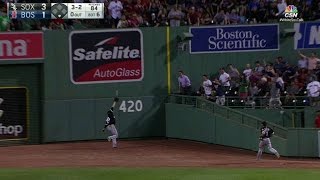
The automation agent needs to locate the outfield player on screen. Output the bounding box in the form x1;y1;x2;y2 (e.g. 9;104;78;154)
102;97;119;148
256;121;280;160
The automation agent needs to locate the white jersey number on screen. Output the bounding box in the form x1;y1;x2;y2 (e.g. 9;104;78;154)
119;100;143;113
106;117;110;124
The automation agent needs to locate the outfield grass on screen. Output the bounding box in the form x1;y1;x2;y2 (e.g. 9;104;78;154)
0;168;319;180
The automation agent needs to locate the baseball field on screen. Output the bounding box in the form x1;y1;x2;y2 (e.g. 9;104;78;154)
1;139;320;180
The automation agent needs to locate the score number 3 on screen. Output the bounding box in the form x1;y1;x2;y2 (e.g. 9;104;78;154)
119;100;143;112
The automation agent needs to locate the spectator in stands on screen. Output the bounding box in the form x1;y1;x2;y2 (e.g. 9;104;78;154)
257;1;268;23
227;64;240;89
187;6;200;26
263;64;277;78
213;78;226;106
254;61;264;74
276;0;287;17
239;77;249;100
247;6;258;24
296;68;309;86
238;7;247;24
220;0;234;12
228;9;240;24
108;0;123;28
315;111;320;128
268;1;278;21
201;11;214;25
117;15;128;28
157;12;169;26
301;2;313;21
148;1;159;19
268;75;283;109
178;70;192;95
282;63;296;83
274;56;286;73
258;77;270;98
210;0;220;15
249;82;259;98
276;73;285;90
298;55;308;69
299;51;320;72
243;64;253;83
0;2;5;16
134;0;146;15
148;13;160;27
313;1;320;20
168;5;184;27
306;76;320;106
202;74;213;99
285;79;302;104
314;63;320;81
219;68;231;93
214;9;227;25
128;13;144;27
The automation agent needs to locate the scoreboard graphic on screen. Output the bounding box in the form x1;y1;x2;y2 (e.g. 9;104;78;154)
7;3;104;19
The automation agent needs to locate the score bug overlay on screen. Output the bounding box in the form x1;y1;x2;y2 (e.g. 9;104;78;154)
8;3;51;19
7;3;104;20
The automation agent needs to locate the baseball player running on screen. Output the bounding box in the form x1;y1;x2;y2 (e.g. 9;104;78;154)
256;121;280;160
102;97;119;148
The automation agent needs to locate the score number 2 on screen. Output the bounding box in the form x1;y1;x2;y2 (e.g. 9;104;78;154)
119;100;143;112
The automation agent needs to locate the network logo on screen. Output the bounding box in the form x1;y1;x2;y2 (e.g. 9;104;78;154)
284;5;298;18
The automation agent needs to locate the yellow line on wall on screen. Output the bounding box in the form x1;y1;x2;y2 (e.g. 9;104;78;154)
166;27;171;95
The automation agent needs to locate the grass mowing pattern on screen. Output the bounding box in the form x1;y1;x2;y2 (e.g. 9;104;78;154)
0;168;319;180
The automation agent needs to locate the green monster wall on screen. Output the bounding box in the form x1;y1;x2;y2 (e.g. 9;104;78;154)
1;23;318;147
42;28;168;142
37;23;320;143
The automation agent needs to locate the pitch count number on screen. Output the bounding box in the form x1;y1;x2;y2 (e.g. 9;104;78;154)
119;100;143;112
91;6;98;10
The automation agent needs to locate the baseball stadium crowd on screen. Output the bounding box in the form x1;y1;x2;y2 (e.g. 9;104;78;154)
178;52;320;108
1;0;320;31
1;1;320;107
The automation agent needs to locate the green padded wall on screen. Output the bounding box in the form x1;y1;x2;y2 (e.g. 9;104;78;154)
0;64;42;144
166;103;320;157
42;28;167;142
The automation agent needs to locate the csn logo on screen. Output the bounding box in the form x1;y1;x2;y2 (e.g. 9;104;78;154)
284;5;298;18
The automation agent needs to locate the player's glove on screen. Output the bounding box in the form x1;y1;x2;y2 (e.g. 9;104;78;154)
114;97;119;102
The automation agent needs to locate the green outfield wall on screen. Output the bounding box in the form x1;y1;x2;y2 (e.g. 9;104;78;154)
237;109;316;128
42;28;168;142
0;64;42;144
1;23;319;153
166;103;320;157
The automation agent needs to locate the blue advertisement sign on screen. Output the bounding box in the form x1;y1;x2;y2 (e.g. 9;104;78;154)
294;22;320;49
189;24;279;54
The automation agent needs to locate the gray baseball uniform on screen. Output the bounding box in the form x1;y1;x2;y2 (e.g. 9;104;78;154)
256;123;280;160
103;107;118;148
